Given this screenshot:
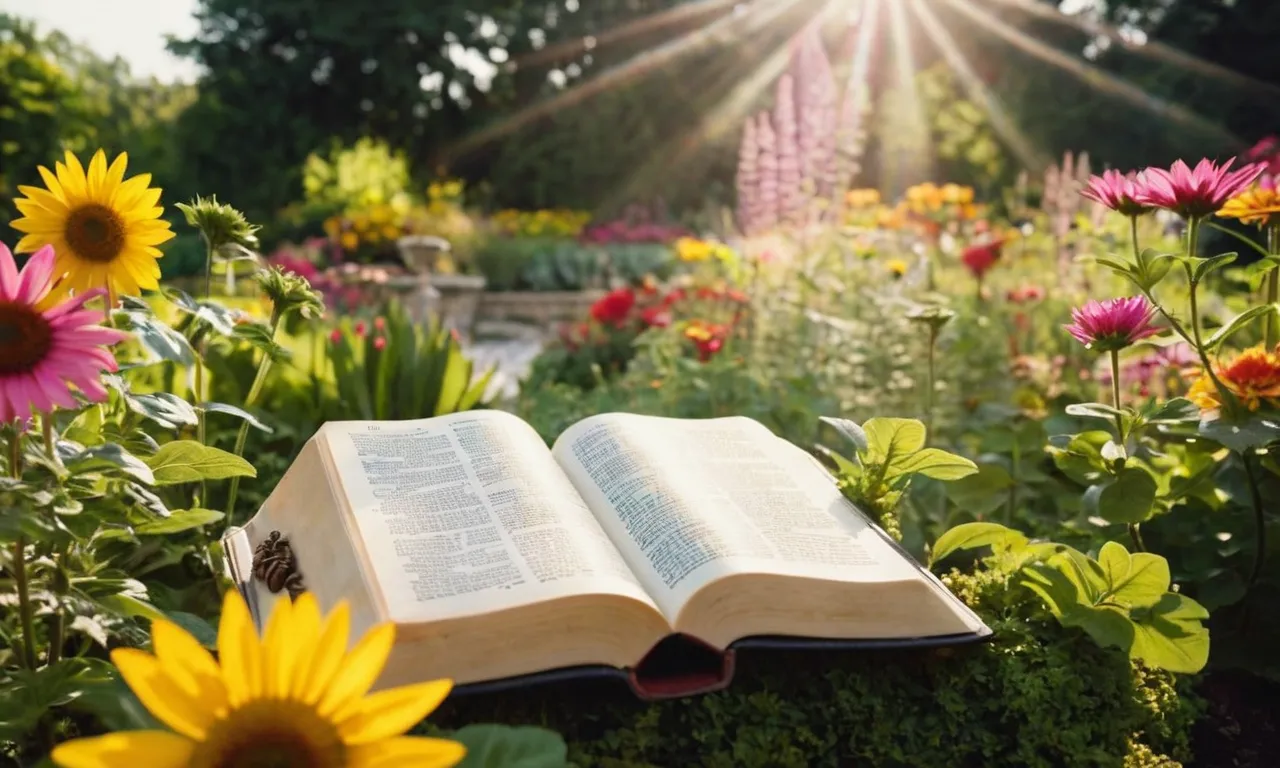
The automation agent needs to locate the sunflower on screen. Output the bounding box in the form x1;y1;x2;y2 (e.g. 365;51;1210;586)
51;590;466;768
11;150;174;301
1217;183;1280;228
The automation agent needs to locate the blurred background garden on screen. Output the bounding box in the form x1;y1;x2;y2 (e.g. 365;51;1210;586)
3;0;1280;766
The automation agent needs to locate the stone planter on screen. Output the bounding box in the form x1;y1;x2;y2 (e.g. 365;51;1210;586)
396;235;452;274
430;274;488;339
477;290;606;330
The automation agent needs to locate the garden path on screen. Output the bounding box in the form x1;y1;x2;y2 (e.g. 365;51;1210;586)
462;320;546;400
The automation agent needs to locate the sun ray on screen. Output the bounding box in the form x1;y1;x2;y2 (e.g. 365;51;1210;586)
908;0;1046;170
940;0;1241;148
984;0;1280;98
884;0;933;189
443;0;807;160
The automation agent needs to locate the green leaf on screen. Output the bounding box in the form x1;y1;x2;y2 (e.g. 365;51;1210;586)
1189;252;1237;283
1048;430;1111;484
1129;593;1210;673
1094;256;1136;278
119;310;196;365
819;416;869;454
814;444;860;477
67;443;155;485
164;611;219;649
1197;415;1280;452
862;418;927;465
1083;467;1156;524
234;322;291;364
1096;542;1170;607
1143;398;1200;423
201;402;274;433
125;392;199;429
1052;548;1109;603
887;448;978;481
1204;304;1277;351
943;463;1014;516
135;508;225;535
1060;603;1136;653
930;522;1027;565
145;441;256;486
452;724;569;768
1134;248;1175;290
1065;402;1124;421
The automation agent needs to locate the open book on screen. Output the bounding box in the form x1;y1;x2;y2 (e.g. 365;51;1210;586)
223;411;990;699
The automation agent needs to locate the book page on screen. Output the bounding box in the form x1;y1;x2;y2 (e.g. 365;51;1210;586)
322;411;657;624
552;414;920;617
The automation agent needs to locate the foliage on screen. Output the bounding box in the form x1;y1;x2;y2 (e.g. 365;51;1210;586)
428;565;1199;768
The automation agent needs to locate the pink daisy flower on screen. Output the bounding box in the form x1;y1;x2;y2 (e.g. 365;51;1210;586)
1080;169;1152;217
0;243;128;424
1135;158;1266;218
1064;296;1161;353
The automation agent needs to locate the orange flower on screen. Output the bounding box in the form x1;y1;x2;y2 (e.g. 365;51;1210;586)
1187;345;1280;412
1217;183;1280;228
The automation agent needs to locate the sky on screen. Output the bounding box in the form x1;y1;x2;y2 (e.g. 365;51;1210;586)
1;0;201;81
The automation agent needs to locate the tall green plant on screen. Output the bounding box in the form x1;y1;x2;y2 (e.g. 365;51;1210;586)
327;301;495;421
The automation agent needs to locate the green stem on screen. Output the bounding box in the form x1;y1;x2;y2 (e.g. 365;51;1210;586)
1183;218;1235;410
9;434;37;669
925;327;937;440
1266;224;1279;349
39;413;65;664
1242;452;1268;589
194;233;214;508
1108;349;1144;552
1129;215;1141;262
223;311;283;520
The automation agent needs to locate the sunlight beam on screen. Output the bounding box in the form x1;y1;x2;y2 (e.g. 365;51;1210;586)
985;0;1280;98
941;0;1242;147
885;0;933;187
908;0;1047;170
444;0;804;159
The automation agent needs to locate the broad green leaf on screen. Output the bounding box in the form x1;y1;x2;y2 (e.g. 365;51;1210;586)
814;444;860;477
1051;548;1108;603
930;522;1027;565
1019;564;1078;617
145;441;256;486
819;416;869;454
452;724;569;768
100;594;165;623
201;402;274;433
943;463;1013;516
1143;398;1200;423
125;392;199;429
862;418;927;465
135;508;225;535
1129;593;1210;674
1197;415;1280;452
1096;542;1170;608
1134;249;1175;289
67;444;155;485
1084;467;1156;524
1204;304;1277;351
1060;603;1136;653
119;310;196;365
1048;430;1111;484
1189;252;1237;283
434;341;471;415
887;448;978;481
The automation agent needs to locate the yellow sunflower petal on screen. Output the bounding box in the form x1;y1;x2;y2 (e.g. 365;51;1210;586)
105;152;129;193
109;649;215;740
59;152;89;200
87;150;108;200
37;166;67;202
337;678;453;745
315;622;396;719
50;730;195;768
150;619;228;714
346;736;467;768
217;588;263;707
14;233;50;253
298;601;351;704
282;593;323;697
112;174;154;209
260;594;297;698
15;185;68;214
130;227;176;247
8;217;54;236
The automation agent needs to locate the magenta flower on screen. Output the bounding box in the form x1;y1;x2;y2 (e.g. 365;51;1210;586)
1135;158;1266;218
1080;170;1152;217
0;243;128;424
1064;296;1161;352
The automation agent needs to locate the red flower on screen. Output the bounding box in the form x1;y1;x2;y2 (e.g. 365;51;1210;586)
1007;284;1045;303
961;239;1004;278
590;287;636;327
354;321;367;337
328;328;342;344
662;288;687;306
640;306;672;328
373;337;387;351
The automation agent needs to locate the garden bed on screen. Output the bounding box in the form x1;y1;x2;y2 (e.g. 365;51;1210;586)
478;289;608;329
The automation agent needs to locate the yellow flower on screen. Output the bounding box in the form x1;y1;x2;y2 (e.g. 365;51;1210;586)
11;150;174;299
906;182;943;212
874;204;905;230
886;258;909;278
1187;345;1280;413
340;231;360;251
1217;184;1280;228
941;183;974;205
51;590;465;768
675;237;714;262
845;188;881;208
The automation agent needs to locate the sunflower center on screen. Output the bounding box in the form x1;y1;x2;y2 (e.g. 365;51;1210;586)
0;301;53;375
195;700;346;768
64;203;126;264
